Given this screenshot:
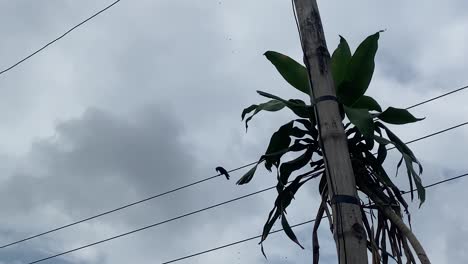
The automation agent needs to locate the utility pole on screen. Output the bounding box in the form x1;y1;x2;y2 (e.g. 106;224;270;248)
293;1;369;263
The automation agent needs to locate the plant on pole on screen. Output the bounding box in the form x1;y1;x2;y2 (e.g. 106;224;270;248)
234;32;430;263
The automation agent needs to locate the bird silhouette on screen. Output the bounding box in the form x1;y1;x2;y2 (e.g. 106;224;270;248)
215;166;230;180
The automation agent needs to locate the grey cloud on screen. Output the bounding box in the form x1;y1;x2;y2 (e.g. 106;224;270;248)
0;0;467;263
0;105;271;263
0;106;193;215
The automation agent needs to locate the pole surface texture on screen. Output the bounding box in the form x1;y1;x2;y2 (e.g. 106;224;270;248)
293;1;369;263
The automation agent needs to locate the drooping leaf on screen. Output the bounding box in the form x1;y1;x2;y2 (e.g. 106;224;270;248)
242;100;285;130
403;154;415;201
241;104;258;120
260;208;281;254
289;99;315;119
261;173;315;246
257;91;314;118
364;154;410;213
374;124;382;136
331;35;351;88
364;134;375;150
289;126;309;138
264;121;294;171
344;106;374;138
288;140;310;152
299;138;315;144
294;118;317;138
337;32;381;106
403;153;426;206
236;162;260;185
281;213;304;249
351;95;382;112
377;143;387;164
279;147;314;186
373;135;393;145
260;183;299;254
318;172;328;196
262;119;320;172
363;150;397;189
264;51;310;95
377;107;425;125
396;156;404;177
377;123;419;162
376;122;425;204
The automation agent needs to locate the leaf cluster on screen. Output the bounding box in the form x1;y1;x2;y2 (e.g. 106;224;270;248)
238;32;425;263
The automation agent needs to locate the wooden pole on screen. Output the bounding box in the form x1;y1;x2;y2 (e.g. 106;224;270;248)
293;1;369;263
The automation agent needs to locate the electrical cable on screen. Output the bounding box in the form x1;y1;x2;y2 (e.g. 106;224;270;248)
158;171;468;264
28;171;464;264
21;125;468;263
0;162;257;249
25;171;324;264
405;85;468;110
0;0;122;76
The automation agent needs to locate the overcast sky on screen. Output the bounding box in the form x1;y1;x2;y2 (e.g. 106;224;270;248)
0;0;467;263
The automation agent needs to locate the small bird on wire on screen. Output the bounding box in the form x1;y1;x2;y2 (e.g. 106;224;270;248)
215;166;230;180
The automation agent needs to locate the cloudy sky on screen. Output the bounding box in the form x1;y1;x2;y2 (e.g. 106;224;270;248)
0;0;467;263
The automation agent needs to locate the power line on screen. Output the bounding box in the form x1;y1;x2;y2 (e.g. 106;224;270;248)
386;121;468;151
161;171;468;264
2;87;466;249
24;186;275;263
26;171;468;264
23;118;468;261
4;100;467;252
25;171;323;264
0;0;122;76
405;85;468;110
0;0;464;258
4;120;467;250
161;218;321;264
402;172;468;194
0;162;257;249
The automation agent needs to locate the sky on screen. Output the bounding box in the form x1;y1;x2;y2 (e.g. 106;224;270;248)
0;0;467;263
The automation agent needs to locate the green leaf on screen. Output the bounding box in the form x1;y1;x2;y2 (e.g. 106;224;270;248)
377;143;387;164
377;122;425;204
337;32;381;106
373;135;393;145
396;156;404;177
363;150;396;188
378;123;418;161
264;51;310;95
351;95;382;112
261;209;281;255
281;213;304;249
279;147;314;186
294;118;318;139
241;104;258;120
264;121;294;171
257;91;314;119
403;153;426;206
289;99;316;121
242;100;285;130
236;162;260;185
344;106;374;138
289;127;309;138
364;135;375;150
262;174;314;243
377;107;425;125
331;36;351;88
288;140;310;152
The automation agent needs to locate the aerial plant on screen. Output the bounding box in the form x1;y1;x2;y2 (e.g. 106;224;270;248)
236;32;429;263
